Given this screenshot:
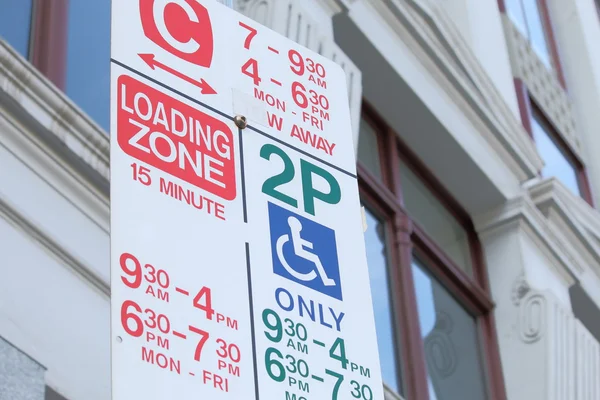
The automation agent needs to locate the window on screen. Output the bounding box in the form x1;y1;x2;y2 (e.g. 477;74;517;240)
531;111;582;196
363;206;403;394
398;159;473;275
357;109;506;399
502;0;566;87
65;0;111;130
0;0;34;57
513;80;594;204
413;260;487;400
358;118;384;181
504;0;552;67
0;1;110;131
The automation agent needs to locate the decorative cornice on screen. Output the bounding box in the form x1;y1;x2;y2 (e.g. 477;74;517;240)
529;178;600;245
0;196;110;297
501;282;600;399
475;193;577;286
528;178;600;283
356;0;543;181
511;272;531;306
0;97;109;233
0;40;109;186
0;37;110;297
316;0;344;16
518;291;547;344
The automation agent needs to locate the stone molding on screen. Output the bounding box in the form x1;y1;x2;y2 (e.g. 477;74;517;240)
528;178;600;248
477;178;600;302
350;0;543;182
0;40;109;184
0;195;110;297
316;0;344;17
476;193;577;288
518;290;547;344
477;182;600;398
478;196;600;398
0;40;110;296
527;178;600;307
504;282;600;399
0;39;109;230
0;108;109;234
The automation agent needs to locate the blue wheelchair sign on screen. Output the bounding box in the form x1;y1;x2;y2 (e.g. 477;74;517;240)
268;202;342;300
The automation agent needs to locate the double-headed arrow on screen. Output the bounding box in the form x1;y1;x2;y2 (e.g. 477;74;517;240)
139;53;217;95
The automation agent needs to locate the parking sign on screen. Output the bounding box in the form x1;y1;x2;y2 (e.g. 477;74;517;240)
110;1;384;399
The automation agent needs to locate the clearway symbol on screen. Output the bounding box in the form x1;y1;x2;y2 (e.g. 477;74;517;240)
268;202;342;300
139;53;217;94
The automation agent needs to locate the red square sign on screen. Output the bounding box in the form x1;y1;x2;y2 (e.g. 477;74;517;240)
117;75;236;200
139;0;213;67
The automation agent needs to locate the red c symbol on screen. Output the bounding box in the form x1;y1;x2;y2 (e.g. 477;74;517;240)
140;0;214;67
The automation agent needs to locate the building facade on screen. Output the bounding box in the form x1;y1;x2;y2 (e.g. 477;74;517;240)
1;0;600;399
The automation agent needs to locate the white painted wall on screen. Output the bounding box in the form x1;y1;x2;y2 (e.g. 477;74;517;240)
0;219;110;400
519;232;572;306
0;73;110;400
437;0;521;118
547;0;600;204
482;223;545;400
480;219;576;400
0;141;109;283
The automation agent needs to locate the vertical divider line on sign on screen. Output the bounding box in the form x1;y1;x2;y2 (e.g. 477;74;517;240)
245;242;260;399
239;128;248;223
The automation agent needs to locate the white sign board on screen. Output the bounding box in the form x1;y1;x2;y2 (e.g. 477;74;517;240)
110;1;384;399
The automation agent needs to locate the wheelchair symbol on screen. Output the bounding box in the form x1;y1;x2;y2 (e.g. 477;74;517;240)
268;202;342;300
276;216;336;287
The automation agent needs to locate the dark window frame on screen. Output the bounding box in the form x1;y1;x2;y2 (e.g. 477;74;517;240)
358;102;507;400
513;79;595;206
498;0;566;88
360;189;407;395
360;111;393;187
24;0;69;89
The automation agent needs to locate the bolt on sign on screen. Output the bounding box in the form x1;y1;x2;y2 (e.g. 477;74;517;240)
110;1;384;399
